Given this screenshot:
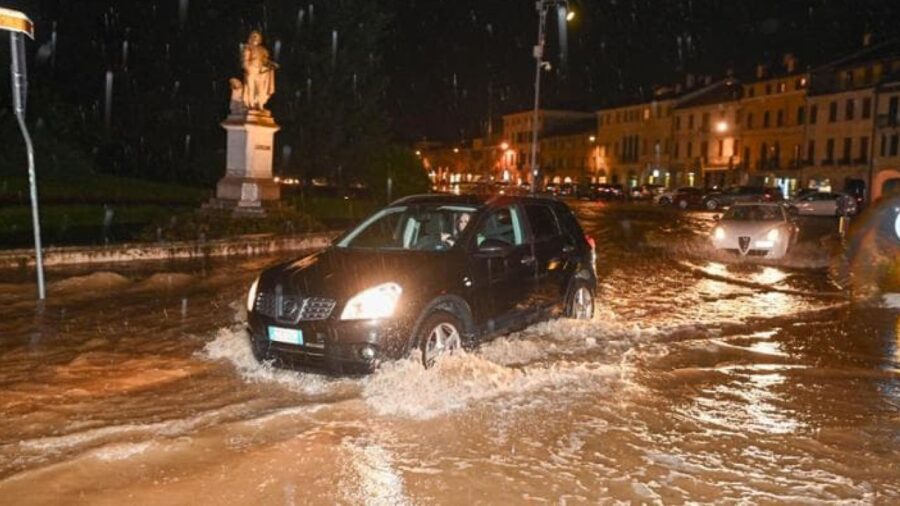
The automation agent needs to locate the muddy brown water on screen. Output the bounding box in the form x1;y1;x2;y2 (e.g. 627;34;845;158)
0;203;898;504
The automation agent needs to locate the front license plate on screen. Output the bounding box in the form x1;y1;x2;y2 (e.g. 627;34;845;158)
268;326;303;345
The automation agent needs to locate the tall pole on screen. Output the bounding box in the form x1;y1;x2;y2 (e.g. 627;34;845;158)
529;2;548;194
10;31;45;300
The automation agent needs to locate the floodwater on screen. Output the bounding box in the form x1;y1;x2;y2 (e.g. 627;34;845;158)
1;202;898;504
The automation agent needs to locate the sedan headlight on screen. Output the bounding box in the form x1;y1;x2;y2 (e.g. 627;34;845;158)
340;282;403;320
766;228;780;242
246;276;260;312
713;226;726;240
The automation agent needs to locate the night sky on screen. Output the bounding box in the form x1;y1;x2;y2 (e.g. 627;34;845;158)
4;1;900;145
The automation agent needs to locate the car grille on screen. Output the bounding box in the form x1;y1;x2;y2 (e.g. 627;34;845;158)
255;291;336;322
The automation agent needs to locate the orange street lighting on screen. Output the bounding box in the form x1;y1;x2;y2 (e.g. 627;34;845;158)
566;10;575;22
415;150;422;156
589;135;596;142
715;120;729;133
453;147;460;153
500;141;509;151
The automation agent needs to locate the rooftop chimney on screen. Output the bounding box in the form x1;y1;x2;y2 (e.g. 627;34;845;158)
863;32;873;47
783;53;797;73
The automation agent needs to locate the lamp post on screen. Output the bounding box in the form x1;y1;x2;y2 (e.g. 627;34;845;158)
1;8;44;300
529;0;572;194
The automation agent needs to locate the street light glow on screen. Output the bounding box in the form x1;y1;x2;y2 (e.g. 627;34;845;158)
715;120;729;133
500;142;509;150
589;135;596;142
566;10;575;22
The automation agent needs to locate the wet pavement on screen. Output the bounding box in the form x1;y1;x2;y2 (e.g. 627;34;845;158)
1;202;899;504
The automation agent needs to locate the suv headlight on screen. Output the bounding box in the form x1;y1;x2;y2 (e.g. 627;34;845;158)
713;226;726;240
246;276;260;312
340;282;403;320
767;228;780;242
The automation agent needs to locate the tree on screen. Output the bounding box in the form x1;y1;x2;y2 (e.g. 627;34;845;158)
363;145;430;203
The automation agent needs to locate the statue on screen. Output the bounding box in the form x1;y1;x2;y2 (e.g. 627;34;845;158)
241;30;277;112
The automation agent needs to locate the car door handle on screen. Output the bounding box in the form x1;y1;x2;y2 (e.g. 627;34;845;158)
521;256;536;265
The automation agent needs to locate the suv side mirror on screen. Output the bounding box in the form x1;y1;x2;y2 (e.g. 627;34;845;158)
476;238;512;256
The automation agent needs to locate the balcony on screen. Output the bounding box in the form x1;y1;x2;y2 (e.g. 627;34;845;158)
877;114;899;129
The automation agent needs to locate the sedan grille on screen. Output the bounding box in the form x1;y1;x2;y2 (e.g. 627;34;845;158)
255;292;336;322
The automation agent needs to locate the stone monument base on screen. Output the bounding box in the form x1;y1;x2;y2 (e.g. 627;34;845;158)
205;176;280;216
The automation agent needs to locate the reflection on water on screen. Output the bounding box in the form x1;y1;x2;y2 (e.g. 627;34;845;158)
0;205;899;502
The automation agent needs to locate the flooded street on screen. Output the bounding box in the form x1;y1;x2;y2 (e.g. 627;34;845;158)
1;202;899;504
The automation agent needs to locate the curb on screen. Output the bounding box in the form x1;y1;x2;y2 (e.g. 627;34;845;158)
0;231;341;269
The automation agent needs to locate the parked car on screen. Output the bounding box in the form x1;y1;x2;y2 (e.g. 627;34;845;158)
246;194;598;374
702;186;783;210
788;191;858;216
630;184;664;200
656;186;703;208
588;183;625;201
711;202;799;259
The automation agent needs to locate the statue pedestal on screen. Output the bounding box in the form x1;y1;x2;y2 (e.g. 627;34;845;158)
211;111;280;214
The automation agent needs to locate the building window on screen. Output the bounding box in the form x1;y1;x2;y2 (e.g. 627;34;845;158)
765;83;772;95
882;134;888;157
890;96;899;121
892;134;899;157
688;114;694;130
862;97;872;119
763;110;771;128
687;142;693;158
718;139;724;157
810;104;818;124
702;112;710;130
860;137;869;162
642;138;648;156
825;138;835;162
777;109;784;127
674;142;680;159
845;99;855;121
747;112;754;129
807;140;815;162
829;101;838;122
842;137;852;163
748;87;755;98
797;106;806;125
733;139;740;158
778;82;786;93
701;141;709;163
675;115;681;130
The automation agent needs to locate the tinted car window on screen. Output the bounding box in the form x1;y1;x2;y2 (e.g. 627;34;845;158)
338;205;477;251
525;204;560;241
724;205;784;221
474;206;524;247
553;205;586;248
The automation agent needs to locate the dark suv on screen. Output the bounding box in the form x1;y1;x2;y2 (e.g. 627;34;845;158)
246;194;597;374
702;186;782;210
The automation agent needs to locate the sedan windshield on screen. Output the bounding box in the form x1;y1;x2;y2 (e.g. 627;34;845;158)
723;205;784;222
336;205;478;251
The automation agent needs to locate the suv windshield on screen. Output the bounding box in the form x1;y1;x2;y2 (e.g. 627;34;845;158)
337;205;478;251
723;205;784;222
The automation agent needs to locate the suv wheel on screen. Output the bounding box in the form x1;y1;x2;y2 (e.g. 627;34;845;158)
417;310;463;368
565;280;595;320
659;197;671;206
705;199;720;211
678;199;689;210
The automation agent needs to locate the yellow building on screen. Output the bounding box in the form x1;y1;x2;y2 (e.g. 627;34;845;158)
671;79;743;188
803;39;900;199
539;122;597;185
595;92;676;187
874;80;900;199
739;60;809;195
500;109;594;185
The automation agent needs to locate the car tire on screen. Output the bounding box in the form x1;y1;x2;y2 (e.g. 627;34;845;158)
416;310;463;368
705;199;719;211
565;280;595;320
250;338;269;362
678;199;689;210
659;197;671;207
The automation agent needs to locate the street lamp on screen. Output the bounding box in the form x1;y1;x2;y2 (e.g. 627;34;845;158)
0;8;44;300
715;120;729;133
529;0;573;194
